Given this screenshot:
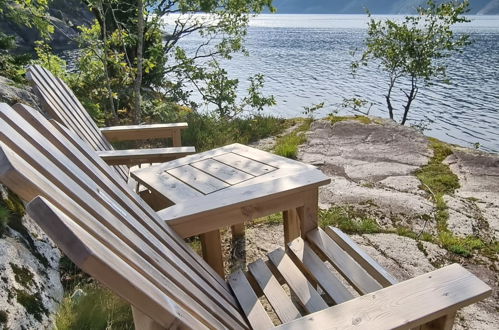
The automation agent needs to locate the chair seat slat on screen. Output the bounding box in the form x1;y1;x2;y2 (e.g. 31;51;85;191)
287;237;354;304
248;259;301;324
228;270;274;330
325;226;398;287
267;248;328;314
307;228;383;294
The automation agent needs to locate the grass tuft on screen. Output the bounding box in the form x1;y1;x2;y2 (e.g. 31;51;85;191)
439;232;485;257
274;118;312;159
416;138;459;195
56;284;133;330
328;115;373;125
319;206;381;234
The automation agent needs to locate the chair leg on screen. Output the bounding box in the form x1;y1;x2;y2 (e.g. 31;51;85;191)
200;229;225;278
132;306;166;330
172;129;182;147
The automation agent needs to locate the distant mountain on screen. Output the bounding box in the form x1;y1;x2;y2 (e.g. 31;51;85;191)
271;0;499;14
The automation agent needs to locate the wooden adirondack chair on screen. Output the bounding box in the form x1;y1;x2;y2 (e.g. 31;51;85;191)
26;64;195;182
0;103;491;329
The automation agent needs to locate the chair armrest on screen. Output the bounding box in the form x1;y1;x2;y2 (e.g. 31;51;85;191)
97;147;195;166
100;123;188;143
276;263;491;329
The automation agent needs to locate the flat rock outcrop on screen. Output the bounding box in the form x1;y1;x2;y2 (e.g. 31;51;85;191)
234;117;498;329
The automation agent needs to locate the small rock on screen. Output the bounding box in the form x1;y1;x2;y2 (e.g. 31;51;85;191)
379;175;424;195
0;76;40;110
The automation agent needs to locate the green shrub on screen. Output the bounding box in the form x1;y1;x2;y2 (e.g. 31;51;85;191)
140;102;287;152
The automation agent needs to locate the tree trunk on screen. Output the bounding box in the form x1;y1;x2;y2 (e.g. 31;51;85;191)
132;0;144;125
385;77;395;121
401;78;418;126
98;1;118;125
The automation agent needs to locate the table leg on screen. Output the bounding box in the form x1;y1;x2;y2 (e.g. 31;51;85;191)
231;223;245;238
297;189;319;237
200;229;225;278
283;209;300;245
421;311;456;330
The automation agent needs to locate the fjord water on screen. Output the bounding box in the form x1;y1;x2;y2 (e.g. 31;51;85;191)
184;15;499;153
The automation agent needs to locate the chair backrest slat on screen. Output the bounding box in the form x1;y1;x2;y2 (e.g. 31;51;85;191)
27;65;109;151
26;65;129;181
10;105;231;299
0;144;233;329
27;196;207;330
0;103;248;329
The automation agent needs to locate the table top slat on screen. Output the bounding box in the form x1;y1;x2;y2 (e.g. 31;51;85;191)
191;158;254;185
229;144;317;170
136;170;204;204
213;153;276;177
167;165;230;195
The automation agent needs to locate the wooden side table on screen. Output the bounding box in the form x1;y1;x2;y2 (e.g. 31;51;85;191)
132;143;330;276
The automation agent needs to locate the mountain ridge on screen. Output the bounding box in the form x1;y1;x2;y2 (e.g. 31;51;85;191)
271;0;499;14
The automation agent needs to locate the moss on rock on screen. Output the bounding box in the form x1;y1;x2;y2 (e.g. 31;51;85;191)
328;114;374;125
15;289;48;322
10;263;35;289
0;310;7;325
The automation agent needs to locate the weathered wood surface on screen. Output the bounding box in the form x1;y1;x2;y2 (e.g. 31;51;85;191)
307;228;383;294
132;143;329;242
325;226;398;287
228;270;275;330
287;237;354;304
268;248;328;314
100;123;187;143
97;147;195;166
275;264;491;330
248;259;301;323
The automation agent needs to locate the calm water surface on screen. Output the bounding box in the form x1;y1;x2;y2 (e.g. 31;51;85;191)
181;15;499;153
